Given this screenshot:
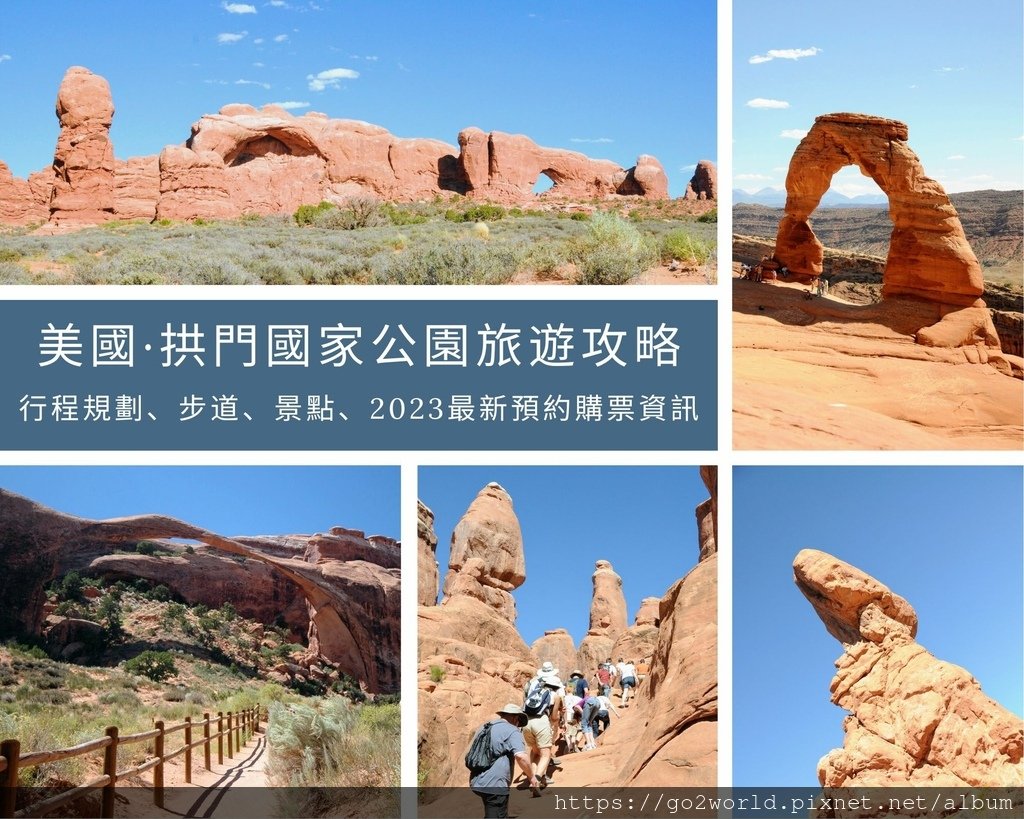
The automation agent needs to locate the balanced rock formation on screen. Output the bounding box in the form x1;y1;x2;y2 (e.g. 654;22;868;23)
531;628;578;680
441;483;525;623
775;114;983;308
0;488;400;693
577;559;629;673
49;67;116;226
418;500;439;607
794;548;1023;788
419;483;535;789
684;159;718;201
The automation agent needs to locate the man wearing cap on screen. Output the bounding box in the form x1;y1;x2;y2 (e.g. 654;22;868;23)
469;703;539;818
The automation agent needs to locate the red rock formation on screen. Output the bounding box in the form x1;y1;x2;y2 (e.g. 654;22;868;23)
578;560;629;674
457;127;667;202
49;67;116;226
156;145;235;221
608;597;662;672
0;488;399;693
684;159;718;201
418;500;439;607
0;161;47;224
531;628;577;679
440;482;525;623
794;548;1023;790
775;113;984;308
114;156;160;220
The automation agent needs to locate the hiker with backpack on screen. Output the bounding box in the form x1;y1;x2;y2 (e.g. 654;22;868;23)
521;673;563;793
617;658;638;707
466;704;539;818
569;669;589;699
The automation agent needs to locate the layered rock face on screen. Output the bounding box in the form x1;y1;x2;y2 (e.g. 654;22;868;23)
608;596;662;672
0;489;400;693
578;559;629;673
419;483;534;789
49;67;116;226
531;628;578;679
684;159;718;201
417;500;439;607
0;68;675;229
775;113;984;309
441;483;525;623
794;548;1023;789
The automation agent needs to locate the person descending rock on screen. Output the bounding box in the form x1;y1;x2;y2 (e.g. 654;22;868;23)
616;658;637;707
467;703;539;818
522;673;563;791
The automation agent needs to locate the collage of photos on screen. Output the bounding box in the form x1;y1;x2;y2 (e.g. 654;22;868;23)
0;0;1021;818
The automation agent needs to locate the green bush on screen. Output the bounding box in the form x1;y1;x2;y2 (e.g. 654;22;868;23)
697;208;718;223
295;201;336;226
124;650;178;682
445;203;506;223
570;212;657;285
428;665;445;684
660;229;715;265
311;197;389;230
50;571;84;602
372;238;524;285
135;540;163;556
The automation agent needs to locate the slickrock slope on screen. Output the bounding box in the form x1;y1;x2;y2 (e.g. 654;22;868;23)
0;67;677;228
776;114;983;308
577;560;629;673
794;549;1023;789
418;483;534;788
0;488;400;693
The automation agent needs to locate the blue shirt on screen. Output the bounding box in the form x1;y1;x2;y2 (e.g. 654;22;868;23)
469;720;525;792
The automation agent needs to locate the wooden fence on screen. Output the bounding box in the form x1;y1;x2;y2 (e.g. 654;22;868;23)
0;705;263;818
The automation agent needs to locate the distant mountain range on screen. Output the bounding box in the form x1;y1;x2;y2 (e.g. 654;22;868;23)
733;187;888;208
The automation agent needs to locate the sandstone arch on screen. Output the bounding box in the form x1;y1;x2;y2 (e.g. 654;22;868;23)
775;113;984;308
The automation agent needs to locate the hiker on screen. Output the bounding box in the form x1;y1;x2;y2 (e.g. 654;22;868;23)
596;660;613;697
562;688;583;752
522;673;563;789
594;692;619;737
577;694;601;751
467;704;539;818
569;669;589;699
616;658;637;707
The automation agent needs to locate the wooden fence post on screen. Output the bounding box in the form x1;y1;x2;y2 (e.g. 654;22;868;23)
235;710;242;748
217;712;224;765
184;716;192;784
226;712;233;760
102;727;118;819
254;704;261;734
1;739;20;819
203;712;211;771
154;720;165;809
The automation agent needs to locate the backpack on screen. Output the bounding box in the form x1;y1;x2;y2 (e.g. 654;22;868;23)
465;721;499;775
523;685;552;718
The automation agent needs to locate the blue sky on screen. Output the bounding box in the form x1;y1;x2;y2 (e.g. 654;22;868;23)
420;466;709;647
0;1;716;197
734;0;1023;196
0;466;399;539
733;466;1024;787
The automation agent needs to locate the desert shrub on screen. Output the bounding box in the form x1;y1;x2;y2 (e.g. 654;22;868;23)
219;602;237;622
99;689;141;708
379;202;427;226
124;650;178;682
570;211;590;221
660;229;715;265
185;545;195;554
147;584;173;603
471;222;490;239
97;593;125;642
570;212;657;285
50;571;84;602
371;238;524;285
295;201;336;226
445;203;505;223
162;687;187;702
697;207;718;223
312;197;390;230
54;601;85;618
428;665;445;683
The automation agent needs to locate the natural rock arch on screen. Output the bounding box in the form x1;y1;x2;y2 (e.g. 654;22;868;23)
775;113;984;308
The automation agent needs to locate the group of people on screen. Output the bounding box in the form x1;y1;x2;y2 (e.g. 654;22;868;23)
741;254;831;297
465;658;643;817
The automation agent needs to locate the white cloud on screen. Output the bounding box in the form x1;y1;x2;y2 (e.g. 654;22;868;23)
307;67;360;91
365;55;378;61
253;61;265;67
0;54;11;63
736;173;772;181
267;0;287;5
746;98;789;109
965;174;994;181
946;154;966;160
570;137;614;144
679;164;696;172
936;66;965;73
236;79;271;89
749;47;821;64
217;31;248;44
274;33;289;42
268;100;310;110
1014;135;1024;142
223;2;257;13
780;128;808;139
253;38;264;44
